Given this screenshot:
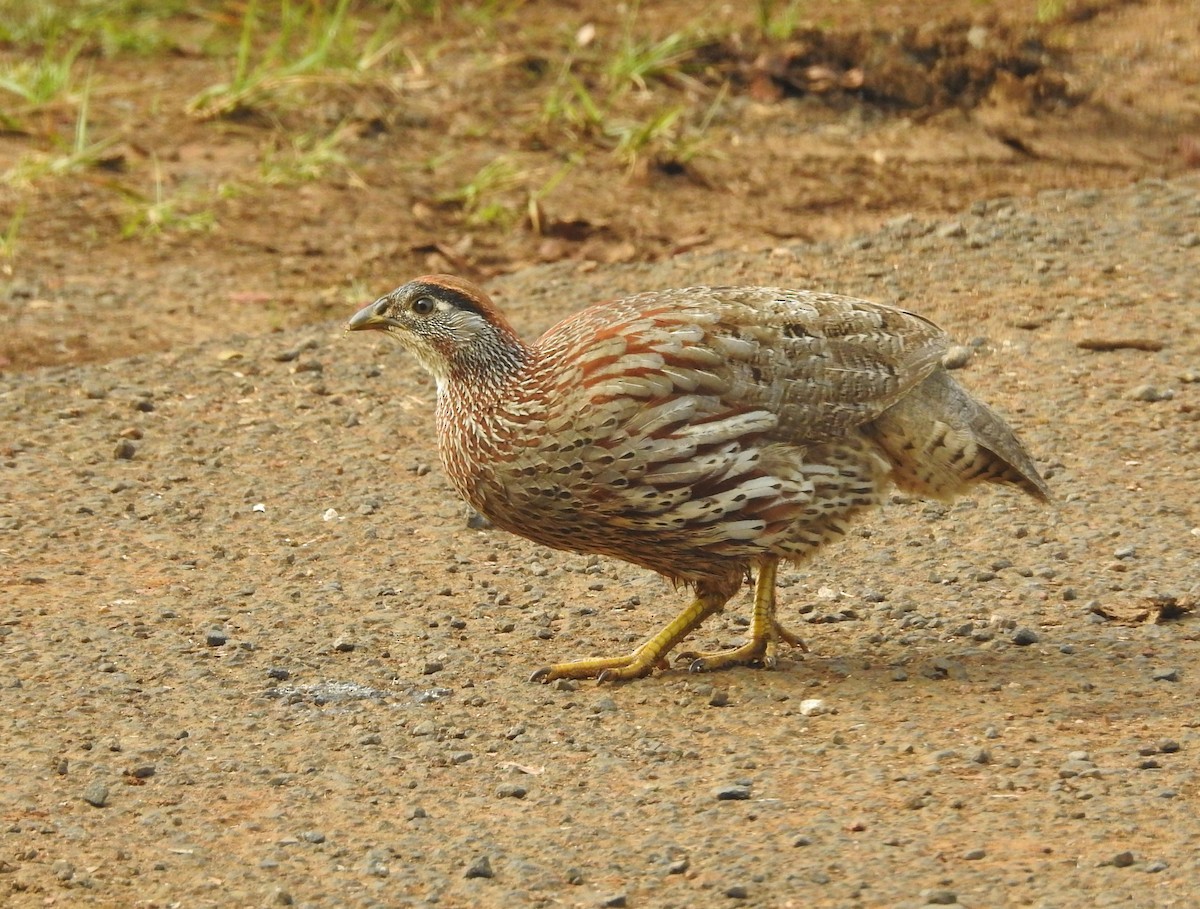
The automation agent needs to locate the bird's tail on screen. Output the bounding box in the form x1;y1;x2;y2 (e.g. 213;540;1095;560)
864;369;1051;503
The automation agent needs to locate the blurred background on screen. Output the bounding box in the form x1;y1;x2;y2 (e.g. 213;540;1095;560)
0;0;1196;369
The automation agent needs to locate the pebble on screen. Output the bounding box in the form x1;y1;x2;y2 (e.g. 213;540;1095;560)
725;883;749;899
1011;627;1040;646
82;780;109;808
799;698;829;716
1124;384;1173;402
113;439;137;460
1150;667;1179;682
599;894;628;908
496;783;527;799
206;630;228;647
714;784;752;801
709;688;730;707
941;345;973;369
464;854;494;879
921;889;958;905
1109;851;1135;868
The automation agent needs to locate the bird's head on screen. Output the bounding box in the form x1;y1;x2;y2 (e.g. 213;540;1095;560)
346;275;524;387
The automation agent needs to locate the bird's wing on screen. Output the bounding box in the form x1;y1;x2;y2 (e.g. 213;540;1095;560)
546;285;950;445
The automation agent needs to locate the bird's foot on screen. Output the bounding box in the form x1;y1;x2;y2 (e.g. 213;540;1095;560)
676;620;808;673
529;649;670;683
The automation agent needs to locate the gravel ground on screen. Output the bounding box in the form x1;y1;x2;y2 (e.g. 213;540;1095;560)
2;176;1198;909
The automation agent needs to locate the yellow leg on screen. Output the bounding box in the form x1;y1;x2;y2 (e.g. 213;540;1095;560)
676;559;807;672
530;591;728;683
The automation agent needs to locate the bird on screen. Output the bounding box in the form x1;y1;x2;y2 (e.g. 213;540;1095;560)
347;275;1050;682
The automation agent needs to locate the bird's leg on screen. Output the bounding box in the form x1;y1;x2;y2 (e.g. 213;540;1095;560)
676;558;808;672
530;590;729;683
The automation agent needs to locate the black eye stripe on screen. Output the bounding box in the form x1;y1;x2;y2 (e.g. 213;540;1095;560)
407;282;485;316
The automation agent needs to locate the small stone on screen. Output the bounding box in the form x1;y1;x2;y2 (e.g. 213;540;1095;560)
495;783;527;799
936;221;966;239
714;784;751;801
799;698;828;716
1125;384;1172;402
1111;850;1135;868
922;889;958;905
1011;627;1039;646
725;883;749;899
464;855;493;879
941;345;973;370
963;848;986;860
206;630;228;647
422;660;444;675
792;834;813;847
599;894;628;908
466;510;493;530
1144;860;1169;873
267;668;290;681
1151;667;1179;682
1158;739;1181;753
113;439;137;460
709;688;730;707
1113;545;1136;560
82;780;109;808
299;830;325;844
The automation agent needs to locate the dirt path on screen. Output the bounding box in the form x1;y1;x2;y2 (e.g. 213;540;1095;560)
2;174;1198;908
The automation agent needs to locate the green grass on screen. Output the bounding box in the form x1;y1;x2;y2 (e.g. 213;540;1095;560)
606;30;698;94
0;38;84;111
755;0;808;41
185;0;403;119
0;0;185;55
0;203;25;263
437;156;526;227
259;125;357;186
117;158;216;238
1;76;118;186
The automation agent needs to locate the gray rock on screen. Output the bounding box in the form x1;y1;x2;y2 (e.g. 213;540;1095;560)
464;854;494;879
714;784;751;800
921;889;958;904
82;780;109;808
1012;627;1040;646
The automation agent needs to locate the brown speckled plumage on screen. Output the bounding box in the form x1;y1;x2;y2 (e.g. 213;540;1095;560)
348;275;1049;681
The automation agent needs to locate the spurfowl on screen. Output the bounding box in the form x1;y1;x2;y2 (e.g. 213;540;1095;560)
348;275;1049;682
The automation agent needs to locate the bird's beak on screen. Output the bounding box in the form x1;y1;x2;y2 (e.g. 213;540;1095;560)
346;299;390;332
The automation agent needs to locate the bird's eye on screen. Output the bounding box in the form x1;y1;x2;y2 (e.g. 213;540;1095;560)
411;297;435;316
